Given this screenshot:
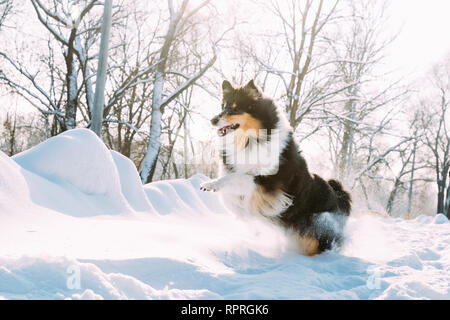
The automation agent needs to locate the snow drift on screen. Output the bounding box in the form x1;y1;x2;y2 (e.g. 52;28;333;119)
0;128;449;299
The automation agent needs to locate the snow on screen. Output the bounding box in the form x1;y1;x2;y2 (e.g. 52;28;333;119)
111;150;154;212
0;128;449;300
13;129;131;216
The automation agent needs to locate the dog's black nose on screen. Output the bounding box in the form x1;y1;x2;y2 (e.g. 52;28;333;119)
211;116;220;125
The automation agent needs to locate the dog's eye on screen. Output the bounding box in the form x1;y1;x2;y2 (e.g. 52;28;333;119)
222;101;233;110
223;102;238;113
226;109;241;115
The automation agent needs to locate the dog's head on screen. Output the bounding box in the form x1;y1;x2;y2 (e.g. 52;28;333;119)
212;80;291;173
211;80;279;140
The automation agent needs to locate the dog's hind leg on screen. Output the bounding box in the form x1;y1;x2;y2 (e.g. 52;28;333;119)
313;211;348;252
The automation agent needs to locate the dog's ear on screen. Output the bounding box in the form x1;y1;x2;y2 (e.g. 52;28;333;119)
245;79;258;90
244;79;262;99
222;80;234;96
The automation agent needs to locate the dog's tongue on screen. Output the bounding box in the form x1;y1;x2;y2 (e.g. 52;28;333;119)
217;124;239;136
217;127;228;137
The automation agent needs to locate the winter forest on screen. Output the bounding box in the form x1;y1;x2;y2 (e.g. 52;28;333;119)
0;0;449;219
1;0;450;301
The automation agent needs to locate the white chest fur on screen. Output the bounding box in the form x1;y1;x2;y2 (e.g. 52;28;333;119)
212;170;293;218
207;107;293;217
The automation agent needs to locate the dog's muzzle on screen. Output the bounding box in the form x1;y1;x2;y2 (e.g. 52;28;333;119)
211;115;240;137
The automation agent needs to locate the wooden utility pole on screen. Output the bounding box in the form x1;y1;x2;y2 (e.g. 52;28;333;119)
91;0;112;138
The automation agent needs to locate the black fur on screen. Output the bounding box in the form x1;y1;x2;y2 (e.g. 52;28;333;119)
217;80;352;253
219;81;279;132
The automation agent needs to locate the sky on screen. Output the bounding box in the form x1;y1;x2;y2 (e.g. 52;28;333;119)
3;0;450;105
212;0;450;80
384;0;450;79
0;0;446;211
196;0;450;140
2;0;450;134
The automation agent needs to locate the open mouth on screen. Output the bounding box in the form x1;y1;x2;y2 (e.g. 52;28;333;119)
217;123;240;137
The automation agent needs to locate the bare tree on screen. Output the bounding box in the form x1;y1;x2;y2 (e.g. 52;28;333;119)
96;2;161;162
91;0;112;137
2;111;17;156
139;0;219;184
0;34;66;136
0;0;12;29
422;58;450;216
0;111;46;156
29;0;101;130
241;0;342;130
1;1;156;141
323;0;410;188
0;1;104;133
384;111;429;216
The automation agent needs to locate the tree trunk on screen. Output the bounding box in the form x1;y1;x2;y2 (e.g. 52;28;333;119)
121;134;132;158
338;98;355;183
386;178;402;215
82;53;95;118
91;0;112;138
64;54;78;131
437;179;445;214
445;183;450;218
445;174;450;218
138;0;213;183
138;6;179;184
183;120;188;179
172;162;179;179
406;140;417;217
140;71;164;184
140;114;162;183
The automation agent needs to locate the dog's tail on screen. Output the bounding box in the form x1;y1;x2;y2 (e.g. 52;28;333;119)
328;179;352;215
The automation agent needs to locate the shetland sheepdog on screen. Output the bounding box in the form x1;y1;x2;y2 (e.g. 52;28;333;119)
200;80;351;256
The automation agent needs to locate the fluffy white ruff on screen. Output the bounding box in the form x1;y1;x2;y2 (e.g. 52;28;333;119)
201;105;293;218
219;105;291;176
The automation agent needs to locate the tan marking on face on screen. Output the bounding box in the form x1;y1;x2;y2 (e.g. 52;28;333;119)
298;236;319;256
222;113;261;149
222;113;261;135
232;102;237;109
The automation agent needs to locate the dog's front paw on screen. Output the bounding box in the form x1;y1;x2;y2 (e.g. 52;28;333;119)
200;180;221;192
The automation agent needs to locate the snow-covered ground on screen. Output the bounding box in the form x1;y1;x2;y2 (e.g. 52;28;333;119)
0;129;448;300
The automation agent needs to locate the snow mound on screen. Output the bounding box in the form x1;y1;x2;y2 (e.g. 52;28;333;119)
144;174;227;216
14;129;120;196
0;151;30;208
111;151;154;212
0;129;449;299
13;129;131;215
433;214;449;224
